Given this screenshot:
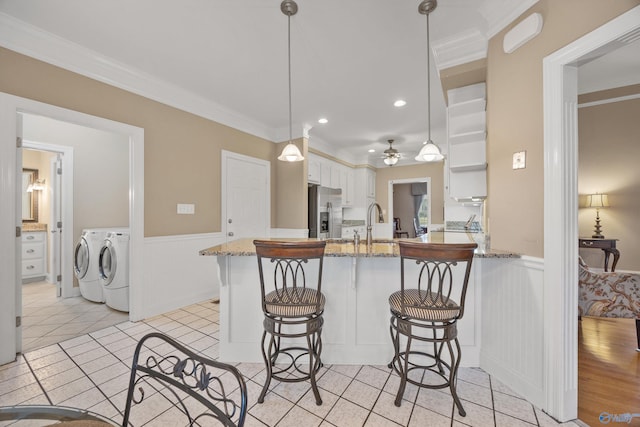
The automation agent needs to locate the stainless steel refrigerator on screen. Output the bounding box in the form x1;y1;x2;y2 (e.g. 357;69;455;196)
308;185;342;239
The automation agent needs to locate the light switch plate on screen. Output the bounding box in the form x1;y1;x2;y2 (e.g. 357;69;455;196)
177;203;195;214
513;151;526;170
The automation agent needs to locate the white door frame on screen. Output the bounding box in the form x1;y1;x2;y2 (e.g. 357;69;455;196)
387;177;431;236
0;92;145;364
23;139;75;299
220;150;271;240
542;5;640;421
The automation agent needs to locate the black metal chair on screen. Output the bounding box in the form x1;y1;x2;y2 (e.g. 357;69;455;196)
122;332;247;427
253;240;326;405
388;242;476;416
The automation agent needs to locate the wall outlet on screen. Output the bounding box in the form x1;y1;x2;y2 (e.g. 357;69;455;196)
177;203;195;214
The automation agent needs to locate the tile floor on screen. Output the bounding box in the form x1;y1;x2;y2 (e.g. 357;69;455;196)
1;298;582;426
21;281;129;352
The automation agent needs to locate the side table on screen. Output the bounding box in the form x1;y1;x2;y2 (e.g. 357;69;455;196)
578;238;620;272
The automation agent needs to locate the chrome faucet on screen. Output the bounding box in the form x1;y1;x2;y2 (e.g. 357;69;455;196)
366;202;384;245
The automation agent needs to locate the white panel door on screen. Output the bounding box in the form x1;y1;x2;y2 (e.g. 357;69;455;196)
222;151;270;241
49;155;62;297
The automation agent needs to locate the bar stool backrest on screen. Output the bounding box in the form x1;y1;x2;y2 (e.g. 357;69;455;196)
398;242;477;320
254;240;326;315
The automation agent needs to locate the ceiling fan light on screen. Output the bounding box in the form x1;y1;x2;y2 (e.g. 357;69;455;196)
384;156;399;166
415;140;444;162
277;142;304;162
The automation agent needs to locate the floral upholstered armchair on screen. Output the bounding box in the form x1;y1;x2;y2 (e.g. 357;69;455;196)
578;257;640;350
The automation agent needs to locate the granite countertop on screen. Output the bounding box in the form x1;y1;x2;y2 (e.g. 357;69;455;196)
22;223;48;232
200;233;519;259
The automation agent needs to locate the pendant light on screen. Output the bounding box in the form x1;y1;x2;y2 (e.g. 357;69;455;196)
277;0;304;162
415;0;444;163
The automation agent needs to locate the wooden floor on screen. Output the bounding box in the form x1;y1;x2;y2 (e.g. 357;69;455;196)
578;317;640;426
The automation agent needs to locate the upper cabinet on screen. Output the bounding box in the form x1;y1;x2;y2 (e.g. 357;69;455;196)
307;153;358;207
353;167;376;209
447;83;487;201
308;156;321;184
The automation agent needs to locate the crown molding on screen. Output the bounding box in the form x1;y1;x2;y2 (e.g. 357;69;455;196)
431;28;488;72
481;0;540;39
0;12;277;143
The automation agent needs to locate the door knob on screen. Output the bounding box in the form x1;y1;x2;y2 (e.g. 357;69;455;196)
228;232;234;237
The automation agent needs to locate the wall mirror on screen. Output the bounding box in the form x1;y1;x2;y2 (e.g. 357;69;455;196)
22;168;39;222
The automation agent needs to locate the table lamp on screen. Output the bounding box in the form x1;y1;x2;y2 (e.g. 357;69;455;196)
587;193;609;238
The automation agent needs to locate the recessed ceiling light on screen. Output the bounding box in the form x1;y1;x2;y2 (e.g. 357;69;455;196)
368;149;375;153
318;118;328;124
394;100;407;107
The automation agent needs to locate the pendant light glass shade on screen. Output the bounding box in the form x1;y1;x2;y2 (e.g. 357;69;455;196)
277;143;304;162
415;0;444;163
415;140;444;162
277;0;304;162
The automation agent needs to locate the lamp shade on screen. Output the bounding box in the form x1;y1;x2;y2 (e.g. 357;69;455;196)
587;193;609;208
277;143;304;162
415;140;444;162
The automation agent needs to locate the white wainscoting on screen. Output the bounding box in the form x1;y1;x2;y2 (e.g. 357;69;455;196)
480;256;545;409
140;233;226;320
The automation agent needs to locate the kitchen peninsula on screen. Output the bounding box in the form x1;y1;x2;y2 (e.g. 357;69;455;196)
200;233;518;366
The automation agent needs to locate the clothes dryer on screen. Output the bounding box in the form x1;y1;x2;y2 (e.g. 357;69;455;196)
98;230;130;312
74;228;125;303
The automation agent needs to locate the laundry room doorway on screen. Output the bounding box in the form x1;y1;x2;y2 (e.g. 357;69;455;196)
19;114;132;352
0;92;144;363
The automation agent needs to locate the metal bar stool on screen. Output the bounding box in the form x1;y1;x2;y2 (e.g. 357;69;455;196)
388;241;476;416
254;240;327;405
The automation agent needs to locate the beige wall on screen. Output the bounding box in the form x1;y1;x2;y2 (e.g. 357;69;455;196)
578;86;640;271
486;0;639;257
275;138;308;229
375;163;444;225
0;47;278;237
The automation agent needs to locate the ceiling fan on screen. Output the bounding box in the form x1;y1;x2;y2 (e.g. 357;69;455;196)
383;139;400;166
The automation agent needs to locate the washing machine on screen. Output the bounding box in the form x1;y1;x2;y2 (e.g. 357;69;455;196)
98;230;130;312
74;228;119;303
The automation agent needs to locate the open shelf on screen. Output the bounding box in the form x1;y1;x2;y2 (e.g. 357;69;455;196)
447;98;486;116
449;163;487;172
449;130;486;145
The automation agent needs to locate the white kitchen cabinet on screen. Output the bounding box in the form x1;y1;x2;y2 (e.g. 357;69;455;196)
447;83;487;201
341;168;354;206
22;230;47;281
353;167;376;209
366;168;376;199
330;163;341;190
320;161;332;188
308;155;321;184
